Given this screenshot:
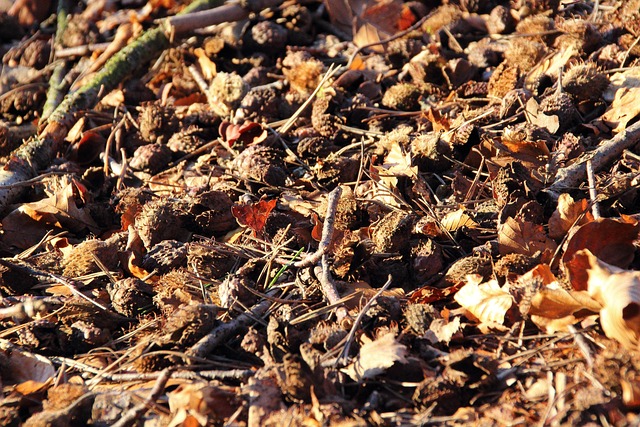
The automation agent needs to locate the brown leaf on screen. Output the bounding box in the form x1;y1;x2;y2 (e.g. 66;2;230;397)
325;0;407;51
219;121;267;148
1;178;99;249
602;68;640;132
440;209;478;232
8;0;51;26
424;316;461;344
232;199;277;234
425;107;450;132
524;98;559;134
66;131;105;164
563;217;640;290
548;193;593;239
0;339;55;385
410;281;465;304
579;250;640;350
498;217;557;257
343;332;408;380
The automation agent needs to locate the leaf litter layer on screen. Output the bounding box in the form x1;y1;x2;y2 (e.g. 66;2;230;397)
1;0;640;425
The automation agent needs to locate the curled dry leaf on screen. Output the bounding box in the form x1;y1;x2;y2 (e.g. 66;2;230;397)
424;316;461;345
1;178;99;249
454;274;513;325
524;97;559;135
510;264;600;333
343;332;408;381
440;209;478;233
563;216;640;291
548;193;593;239
167;382;238;426
0;339;56;385
602;67;640;132
577;250;640;350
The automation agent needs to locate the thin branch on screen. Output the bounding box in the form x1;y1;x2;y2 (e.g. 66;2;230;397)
187;292;275;358
546;120;640;198
585;160;601;219
111;368;173;427
294;186;342;268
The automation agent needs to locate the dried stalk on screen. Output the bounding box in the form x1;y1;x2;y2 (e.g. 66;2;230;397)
546;120;640;197
585;159;601;219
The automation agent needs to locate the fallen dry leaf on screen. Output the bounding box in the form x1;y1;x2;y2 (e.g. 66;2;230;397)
343;332;408;381
563;216;640;290
602;67;640;132
440;209;478;233
1;178;100;249
524;97;559;134
0;339;56;385
498;216;557;257
548;193;593;239
454;275;513;325
578;250;640;350
424;316;461;344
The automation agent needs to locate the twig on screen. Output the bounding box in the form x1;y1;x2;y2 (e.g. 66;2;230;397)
546;120;640;198
187;292;275;358
0;258;109;311
99;369;254;382
294;186;342;268
585;160;601;219
314;254;350;323
111;368;173;427
40;0;70;123
54;42;112;58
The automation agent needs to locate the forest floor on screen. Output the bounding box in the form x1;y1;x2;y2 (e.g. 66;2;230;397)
1;0;640;425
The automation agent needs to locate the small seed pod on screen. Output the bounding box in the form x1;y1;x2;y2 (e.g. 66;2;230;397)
563;62;608;102
107;277;155;318
138;103;178;143
232;145;287;187
129;143;173;174
382;83;422;111
135;198;192;250
141;240;188;275
63;238;120;278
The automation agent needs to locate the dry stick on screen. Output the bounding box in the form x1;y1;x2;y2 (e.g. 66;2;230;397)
0;258;110;311
585;159;601;219
546;120;640;198
315;253;349;323
41;0;70;123
111;368;173;427
294;186;342;268
188;292;275;358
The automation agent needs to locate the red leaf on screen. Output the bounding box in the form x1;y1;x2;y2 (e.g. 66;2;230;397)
310;212;323;241
232;199;277;234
